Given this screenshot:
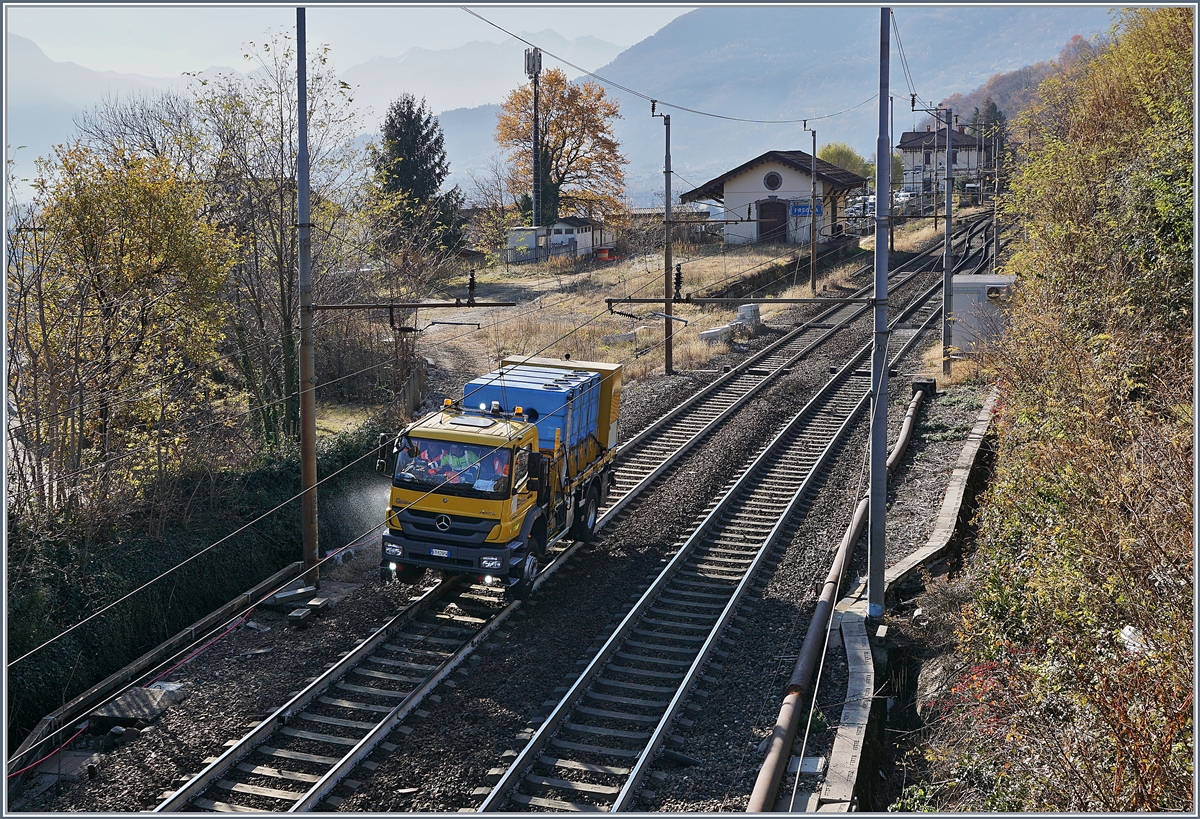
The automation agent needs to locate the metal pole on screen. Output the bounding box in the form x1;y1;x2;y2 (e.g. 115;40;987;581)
663;113;674;376
889;95;895;253
932;122;939;232
296;7;319;587
532;62;540;230
867;7;891;620
942;107;954;377
809;128;817;291
993;126;1001;275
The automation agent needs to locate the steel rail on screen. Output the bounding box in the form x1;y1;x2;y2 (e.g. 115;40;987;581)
597;265;919;528
153;578;455;811
150;220;981;814
154;533;583;813
478;277;947;812
597;218;985;528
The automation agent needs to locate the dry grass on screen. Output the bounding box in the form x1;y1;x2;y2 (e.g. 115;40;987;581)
468;241;860;382
316;402;382;436
919;342;984;389
861;206;994;254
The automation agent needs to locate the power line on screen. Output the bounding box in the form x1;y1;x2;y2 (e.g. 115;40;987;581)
890;11;929;108
461;7;878;125
10;228;769;667
7;263;668;669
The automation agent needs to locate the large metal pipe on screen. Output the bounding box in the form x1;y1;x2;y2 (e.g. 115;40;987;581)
746;381;930;812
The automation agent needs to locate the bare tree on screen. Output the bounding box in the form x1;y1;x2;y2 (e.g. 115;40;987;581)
190;29;370;444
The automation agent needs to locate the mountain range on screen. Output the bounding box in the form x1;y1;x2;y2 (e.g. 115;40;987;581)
7;6;1115;204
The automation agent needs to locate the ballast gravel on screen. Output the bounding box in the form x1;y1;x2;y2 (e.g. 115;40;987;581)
16;269;990;814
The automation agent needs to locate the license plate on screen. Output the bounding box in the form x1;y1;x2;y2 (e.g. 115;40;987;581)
430;548;449;558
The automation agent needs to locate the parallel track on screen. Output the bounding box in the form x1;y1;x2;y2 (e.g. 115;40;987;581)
153;220;982;813
599;217;984;525
477;284;946;813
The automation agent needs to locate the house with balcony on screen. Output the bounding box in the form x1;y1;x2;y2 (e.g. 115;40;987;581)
896;125;982;194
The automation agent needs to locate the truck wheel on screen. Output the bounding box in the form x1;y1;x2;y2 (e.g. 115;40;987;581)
396;564;425;584
571;487;600;543
512;552;538;600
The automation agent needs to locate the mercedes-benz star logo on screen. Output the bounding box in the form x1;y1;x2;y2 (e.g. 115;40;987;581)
435;514;452;532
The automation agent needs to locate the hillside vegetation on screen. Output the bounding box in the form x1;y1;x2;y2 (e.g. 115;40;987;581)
898;8;1193;811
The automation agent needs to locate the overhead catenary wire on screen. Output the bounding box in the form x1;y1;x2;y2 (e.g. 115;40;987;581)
890;10;928;107
461;7;878;125
7;262;669;669
8;258;662;503
13;196;843;667
7;294;694;771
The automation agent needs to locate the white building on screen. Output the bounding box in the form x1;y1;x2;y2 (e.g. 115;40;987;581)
896;125;982;194
678;150;867;245
507;217;612;263
547;216;611;258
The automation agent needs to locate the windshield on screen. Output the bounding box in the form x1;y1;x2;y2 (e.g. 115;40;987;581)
394;437;512;499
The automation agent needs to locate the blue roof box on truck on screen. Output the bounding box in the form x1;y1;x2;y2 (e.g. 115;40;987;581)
464;365;601;450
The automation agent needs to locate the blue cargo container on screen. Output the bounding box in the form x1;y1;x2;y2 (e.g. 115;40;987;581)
464;365;601;449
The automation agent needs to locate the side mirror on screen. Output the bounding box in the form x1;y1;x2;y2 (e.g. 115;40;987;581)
376;433;391;472
527;477;541;492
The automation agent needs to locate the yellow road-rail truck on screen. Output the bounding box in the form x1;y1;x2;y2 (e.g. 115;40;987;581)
379;357;622;599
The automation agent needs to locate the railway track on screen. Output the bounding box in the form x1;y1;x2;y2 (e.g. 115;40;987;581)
477;282;945;813
599;216;985;524
152;220;982;813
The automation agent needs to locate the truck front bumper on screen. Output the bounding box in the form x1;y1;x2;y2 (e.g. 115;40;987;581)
381;533;519;577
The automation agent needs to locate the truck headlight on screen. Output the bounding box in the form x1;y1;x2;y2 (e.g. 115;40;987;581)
385;544;402;557
480;556;502;570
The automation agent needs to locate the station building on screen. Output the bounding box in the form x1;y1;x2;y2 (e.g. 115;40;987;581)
678;150;867;246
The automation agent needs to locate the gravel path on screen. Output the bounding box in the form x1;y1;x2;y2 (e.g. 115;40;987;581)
16;268;986;814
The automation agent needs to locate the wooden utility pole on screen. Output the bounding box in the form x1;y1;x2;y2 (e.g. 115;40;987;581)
297;7;319;587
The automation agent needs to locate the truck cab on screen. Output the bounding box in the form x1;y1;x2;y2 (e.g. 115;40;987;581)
379;358;620;599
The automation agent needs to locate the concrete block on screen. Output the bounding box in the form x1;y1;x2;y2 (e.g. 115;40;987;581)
88;687;173;731
287;608;312;627
736;303;762;327
306;597;331;616
33;751;102;781
146;681;188;703
699;326;732;344
268;585;318;609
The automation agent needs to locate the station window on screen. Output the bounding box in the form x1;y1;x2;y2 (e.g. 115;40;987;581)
553;228;563;234
923;151;931;165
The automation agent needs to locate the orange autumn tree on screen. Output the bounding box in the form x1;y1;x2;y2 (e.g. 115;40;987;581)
495;68;627;224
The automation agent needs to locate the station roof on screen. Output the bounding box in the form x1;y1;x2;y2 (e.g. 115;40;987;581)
679;150;868;204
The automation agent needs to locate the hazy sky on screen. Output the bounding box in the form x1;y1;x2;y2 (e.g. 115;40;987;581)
5;4;694;76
